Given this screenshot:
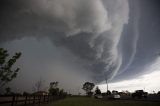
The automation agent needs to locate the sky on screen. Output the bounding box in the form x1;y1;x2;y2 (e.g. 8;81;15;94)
0;0;160;94
99;57;160;93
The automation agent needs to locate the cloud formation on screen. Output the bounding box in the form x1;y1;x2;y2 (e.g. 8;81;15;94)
0;0;129;83
34;0;111;36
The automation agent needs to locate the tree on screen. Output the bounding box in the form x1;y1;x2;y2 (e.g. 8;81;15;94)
82;82;95;96
59;89;67;97
50;81;58;88
49;81;60;96
106;90;111;95
48;82;67;97
157;91;160;95
32;78;44;92
5;87;11;95
0;48;21;87
95;86;101;95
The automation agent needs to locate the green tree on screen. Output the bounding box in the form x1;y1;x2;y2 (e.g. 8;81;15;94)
59;89;67;97
82;82;95;96
95;86;101;95
49;81;59;96
106;90;111;95
0;48;21;87
50;81;58;88
5;87;11;95
49;82;67;97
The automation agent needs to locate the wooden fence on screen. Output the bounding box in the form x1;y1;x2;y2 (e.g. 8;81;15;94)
0;95;65;106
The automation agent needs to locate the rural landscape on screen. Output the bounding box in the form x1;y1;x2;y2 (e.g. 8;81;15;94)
0;0;160;106
0;48;160;105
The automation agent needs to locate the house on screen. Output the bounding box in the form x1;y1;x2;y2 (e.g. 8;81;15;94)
33;91;48;96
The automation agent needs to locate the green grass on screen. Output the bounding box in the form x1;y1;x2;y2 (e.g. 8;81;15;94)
43;97;160;106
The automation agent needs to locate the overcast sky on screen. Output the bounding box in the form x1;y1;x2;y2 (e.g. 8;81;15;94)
0;0;160;94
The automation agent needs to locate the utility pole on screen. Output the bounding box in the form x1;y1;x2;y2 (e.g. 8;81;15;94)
105;78;108;92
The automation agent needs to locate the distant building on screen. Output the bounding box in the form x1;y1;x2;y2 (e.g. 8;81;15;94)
33;91;48;96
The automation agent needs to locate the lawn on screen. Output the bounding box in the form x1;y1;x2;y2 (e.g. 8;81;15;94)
44;97;160;106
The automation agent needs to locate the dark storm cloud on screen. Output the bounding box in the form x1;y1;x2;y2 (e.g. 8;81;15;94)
1;0;160;93
113;0;160;82
0;0;130;84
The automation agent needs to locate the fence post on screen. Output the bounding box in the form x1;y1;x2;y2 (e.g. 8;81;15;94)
43;95;45;102
47;96;49;103
24;96;27;105
33;96;35;105
28;96;31;105
11;95;15;106
38;96;41;105
15;96;18;105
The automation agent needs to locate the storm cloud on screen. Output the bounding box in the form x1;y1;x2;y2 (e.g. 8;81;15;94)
1;0;159;93
0;0;129;81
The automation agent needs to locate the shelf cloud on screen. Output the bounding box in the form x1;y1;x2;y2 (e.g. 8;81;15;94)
0;0;129;82
1;0;159;93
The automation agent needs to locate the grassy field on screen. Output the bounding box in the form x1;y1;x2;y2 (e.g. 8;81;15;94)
43;97;160;106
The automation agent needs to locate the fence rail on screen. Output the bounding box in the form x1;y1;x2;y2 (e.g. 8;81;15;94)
0;95;65;106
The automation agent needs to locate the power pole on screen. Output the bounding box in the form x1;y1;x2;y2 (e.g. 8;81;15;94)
105;78;108;92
